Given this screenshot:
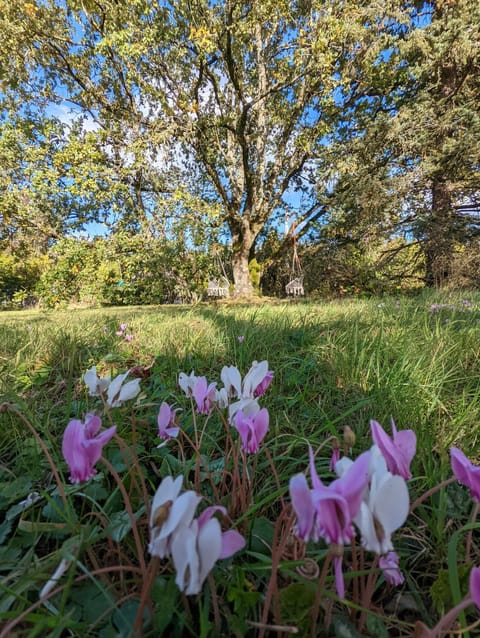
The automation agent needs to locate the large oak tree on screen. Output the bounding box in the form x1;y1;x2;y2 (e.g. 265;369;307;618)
0;0;382;295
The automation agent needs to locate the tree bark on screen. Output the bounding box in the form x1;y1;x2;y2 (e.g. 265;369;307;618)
231;224;256;297
424;179;453;287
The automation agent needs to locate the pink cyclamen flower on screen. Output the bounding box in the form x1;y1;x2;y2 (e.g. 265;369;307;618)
450;447;480;502
289;447;371;598
124;334;133;342
62;414;116;483
233;408;269;453
370;418;416;480
253;370;274;398
470;566;480;608
192;376;217;415
379;551;404;586
157;402;180;440
115;323;128;336
237;335;244;344
329;443;340;473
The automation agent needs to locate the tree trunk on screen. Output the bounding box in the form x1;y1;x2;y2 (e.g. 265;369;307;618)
231;227;255;297
424;179;453;287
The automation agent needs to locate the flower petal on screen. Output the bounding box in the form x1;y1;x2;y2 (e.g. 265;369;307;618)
289;473;315;541
84;413;102;437
197;505;227;529
158;491;201;540
451;446;473;487
372;474;409;539
242;360;268;397
197;517;222;589
171;523;200;594
219;530;245;559
470;566;480;608
150;475;183;527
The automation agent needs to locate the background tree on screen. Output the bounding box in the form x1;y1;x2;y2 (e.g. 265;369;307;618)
0;0;391;296
326;0;480;287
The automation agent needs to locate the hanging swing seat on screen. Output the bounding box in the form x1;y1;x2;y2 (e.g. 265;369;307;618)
206;277;230;298
285;222;305;297
286;276;304;297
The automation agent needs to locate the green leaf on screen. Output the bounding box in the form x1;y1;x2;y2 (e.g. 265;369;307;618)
152;577;182;635
0;519;13;544
365;614;390;638
330;615;366;638
106;510;132;542
113;599;147;638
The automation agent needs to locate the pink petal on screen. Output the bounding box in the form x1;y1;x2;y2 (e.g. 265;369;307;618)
158;401;173;429
312;488;351;544
254;371;274;397
84;413;102;438
234;411;252;450
253;408;269;446
470;566;480;608
193;377;207;404
379;552;404;586
62;419;89;482
451;446;472;486
335;450;371;518
371;420;401;475
308;446;322;491
219;530;245;559
394;429;416;466
197;505;227;529
289;473;315;541
83;425;117;467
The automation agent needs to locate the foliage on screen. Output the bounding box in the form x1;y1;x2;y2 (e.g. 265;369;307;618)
326;0;480;287
1;0;425;296
35;234;217;308
0;250;46;308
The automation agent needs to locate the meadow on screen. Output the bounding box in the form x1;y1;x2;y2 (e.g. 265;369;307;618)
1;292;480;637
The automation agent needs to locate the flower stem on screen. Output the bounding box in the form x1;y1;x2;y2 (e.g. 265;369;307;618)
1;403;66;505
101;456;146;574
410;477;456;512
466;502;480;562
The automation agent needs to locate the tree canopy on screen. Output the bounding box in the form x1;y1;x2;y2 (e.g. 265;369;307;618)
1;0;479;298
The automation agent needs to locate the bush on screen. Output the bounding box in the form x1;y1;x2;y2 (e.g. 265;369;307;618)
0;251;46;308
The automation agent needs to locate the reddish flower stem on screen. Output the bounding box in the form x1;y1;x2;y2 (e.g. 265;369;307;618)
1;402;66;505
101;456;147;575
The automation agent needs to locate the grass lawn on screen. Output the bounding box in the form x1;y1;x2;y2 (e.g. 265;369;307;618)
1;291;480;636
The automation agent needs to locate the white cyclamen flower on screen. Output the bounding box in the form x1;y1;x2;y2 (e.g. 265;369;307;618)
178;371;198;397
84;366;111;397
228;397;260;423
220;365;242;399
149;476;201;559
335;446;409;555
106;371;141;408
171;517;223;595
242;360;269;398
